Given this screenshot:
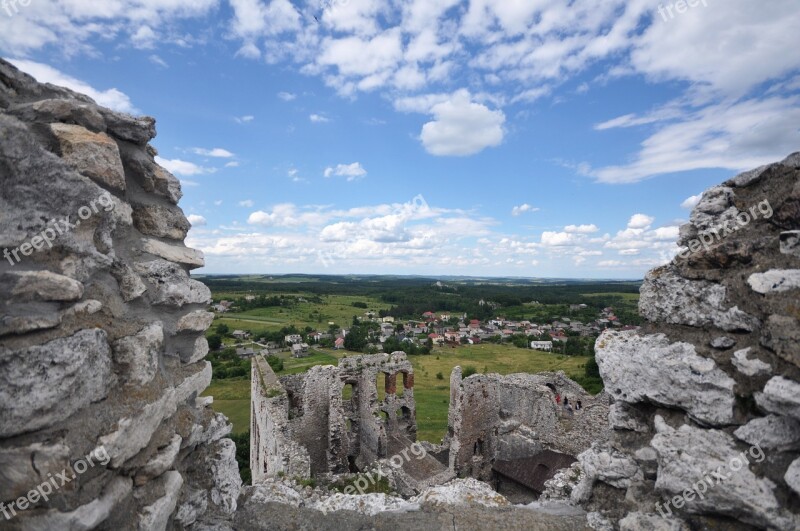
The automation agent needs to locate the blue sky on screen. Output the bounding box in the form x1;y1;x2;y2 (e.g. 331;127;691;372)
3;0;799;278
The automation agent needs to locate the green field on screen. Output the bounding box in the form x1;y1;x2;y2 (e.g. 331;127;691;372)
203;344;590;443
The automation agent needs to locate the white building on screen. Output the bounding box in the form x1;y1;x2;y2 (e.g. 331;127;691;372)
530;341;554;352
285;334;302;345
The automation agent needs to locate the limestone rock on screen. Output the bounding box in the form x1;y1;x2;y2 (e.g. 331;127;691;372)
20;477;133;531
576;444;642;491
734;415;800;452
176;311;215;333
312;493;418;516
710;336;736;350
3;270;84;301
142;238;204;269
50;123;126;191
596;331;736;425
619;512;689;531
760;315;800;367
97;108;156;146
748;269;800;294
9;98;105;132
186;336;210;364
785;459;800;497
134;260;211;307
726;165;770;188
755;376;800;420
132;203;190;240
780;230;800;257
0;441;71;501
111;261;147;302
210;438;242;514
137;471;184;531
608;402;649;433
175;488;208;527
136;434;182;486
731;347;771;376
640;268;758;332
651;418;797;530
0;329;112;437
99;362;212;467
0;302;62;336
113;322;163;385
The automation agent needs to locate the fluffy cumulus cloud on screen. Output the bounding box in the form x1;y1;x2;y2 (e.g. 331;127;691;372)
154;156;214;177
564;224;599;234
324;162;367;181
187;214;207;226
419;90;505;156
192;147;235;158
511;204;539;216
681;194;702;209
627;214;654;229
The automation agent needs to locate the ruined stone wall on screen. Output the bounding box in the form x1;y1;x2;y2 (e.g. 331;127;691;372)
447;369;609;480
579;154;800;530
0;59;239;529
250;355;311;483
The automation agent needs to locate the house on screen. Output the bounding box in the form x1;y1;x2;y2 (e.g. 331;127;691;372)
531;341;553;352
428;333;445;345
444;331;460;342
334;338;345;350
232;330;250;341
211;303;229;313
469;319;481;330
244;295;256;301
285;334;302;345
382;316;395;323
440;313;451;321
236;347;256;358
308;332;323;343
422;311;436;319
291;343;310;358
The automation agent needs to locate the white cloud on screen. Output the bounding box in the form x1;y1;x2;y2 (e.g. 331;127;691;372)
540;232;575;247
154;156;214;176
323;162;367;181
8;59;136;114
681;195;702;209
564;224;599;234
225;161;240;168
187;214;207;226
192;147;235;158
148;54;168;68
214;200;223;206
420;90;505;156
309;113;330;123
598;260;624;267
511;204;539;216
627;214;654;229
235;115;255;124
239;200;255;208
278;91;296;101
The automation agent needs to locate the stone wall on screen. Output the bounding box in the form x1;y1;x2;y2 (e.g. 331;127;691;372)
578;153;800;530
0;59;240;529
447;369;610;480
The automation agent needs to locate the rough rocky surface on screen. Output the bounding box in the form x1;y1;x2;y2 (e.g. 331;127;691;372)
585;153;800;530
0;59;239;529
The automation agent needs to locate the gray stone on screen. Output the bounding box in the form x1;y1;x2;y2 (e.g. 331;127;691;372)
176;311;215;333
0;441;71;501
761;315;800;367
731;347;771;376
710;336;736;350
113;322;164;385
20;477;133;531
785;458;800;497
747;269;800;294
619;512;689;531
640;268;759;332
175;488;208;527
97;108;156;146
98;362;211;467
187;336;210;364
781;151;800;168
210;438;242;514
608;402;649;433
597;331;736;425
142;238;204;269
132;202;190;240
726;165;770;187
0;329;112;437
577;444;642;490
9;98;105;132
111;262;147;302
755;376;800;420
651;417;797;530
734;415;800;452
3;270;84;301
136;434;183;486
137;471;183;531
134;260;211;307
0;302;62;336
780;231;800;257
50;123;126;191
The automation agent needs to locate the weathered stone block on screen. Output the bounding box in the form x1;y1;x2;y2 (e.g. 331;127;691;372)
760;315;800;367
0;328;112;437
3;270;84;301
780;230;800;257
142;238;205;269
731;347;771;376
755;376;800;420
50;123;126;191
734;415;800;452
134;260;211;307
0;441;71;501
176;311;215;333
132;202;190;240
748;269;800;294
137;471;183;531
113;322;164;385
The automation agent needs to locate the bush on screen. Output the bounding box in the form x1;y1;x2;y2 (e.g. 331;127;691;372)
266;355;284;372
207;334;222;351
351;302;368;309
462;365;477;378
436;372;444;380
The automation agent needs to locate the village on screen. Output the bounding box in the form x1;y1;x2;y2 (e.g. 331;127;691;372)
211;298;638;359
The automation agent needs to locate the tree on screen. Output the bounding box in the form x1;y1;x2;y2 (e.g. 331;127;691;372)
585;356;600;378
344;325;368;351
207;334;222;351
215;323;230;336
